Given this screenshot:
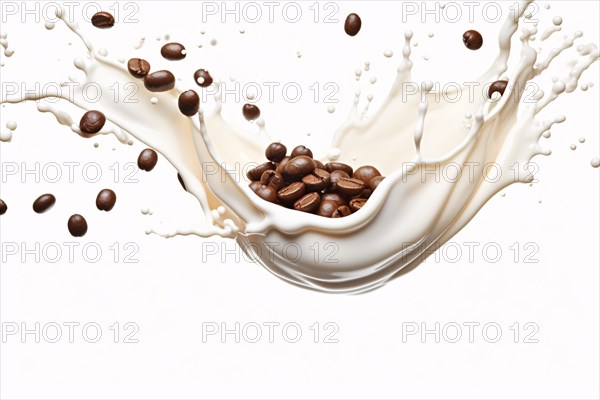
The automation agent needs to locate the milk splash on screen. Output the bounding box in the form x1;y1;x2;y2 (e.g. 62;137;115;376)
1;1;598;293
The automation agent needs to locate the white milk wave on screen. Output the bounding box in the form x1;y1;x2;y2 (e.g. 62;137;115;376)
2;1;598;293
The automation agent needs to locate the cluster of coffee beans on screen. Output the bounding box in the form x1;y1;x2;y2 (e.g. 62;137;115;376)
247;143;384;218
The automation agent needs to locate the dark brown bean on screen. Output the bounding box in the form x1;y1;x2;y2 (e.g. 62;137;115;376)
247;162;275;181
249;181;262;193
144;70;176;92
314;160;326;170
91;12;114;28
325;162;353;176
329;170;350;191
96;189;117;211
278;182;306;204
276;156;291;175
68;214;88;237
194;69;213;87
332;205;352;218
138;148;158;171
260;170;285;191
369;175;385;191
358;189;372;199
127;58;151;79
291;145;313;158
463;30;483;50
265;143;287;162
80;110;106;134
178;90;200;116
349;198;367;212
33;194;56;213
336;177;365;197
488;80;509;98
316;200;339;218
344;13;362;36
352;165;381;187
161;42;186;60
294;192;321;213
0;199;6;215
256;185;278;203
284;156;316;180
301;168;330;192
322;192;347;206
243;104;261;121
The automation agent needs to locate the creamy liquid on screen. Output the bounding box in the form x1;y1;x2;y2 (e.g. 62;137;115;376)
1;1;598;293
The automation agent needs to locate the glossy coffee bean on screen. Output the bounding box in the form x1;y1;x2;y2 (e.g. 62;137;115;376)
32;194;56;213
96;189;117;211
488;80;509;98
127;58;151;78
325;162;353;176
278;182;306;204
314;160;326;170
369;175;385;191
91;12;114;28
243;104;261;121
161;43;186;60
144;70;176;92
68;214;88;237
290;145;313;158
336;177;365;197
80;110;106;134
329;170;350;191
359;189;372;199
265;143;287;162
260;170;285;191
138;149;158;171
247;162;275;181
249;181;262;193
294;192;321;213
322;192;347;206
332;205;352;218
352;165;381;186
256;185;278;203
194;69;213;87
301;168;330;192
178;90;200;116
349;198;367;212
317;200;339;218
284;156;316;180
0;199;6;215
276;156;291;175
463;30;483;50
344;13;362;37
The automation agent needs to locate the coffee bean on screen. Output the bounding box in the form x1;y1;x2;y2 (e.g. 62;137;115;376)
0;199;6;215
265;143;287;162
352;165;381;186
322;192;347;206
463;30;483;50
284;156;316;180
178;90;200;116
256;185;278;203
127;58;151;79
329;170;350;191
79;110;106;134
291;145;313;158
96;189;116;211
488;80;509;98
177;173;187;191
369;175;385;191
336;177;365;197
247;162;275;181
301;168;330;192
344;13;362;36
144;70;176;92
249;181;262;193
243;104;261;121
294;192;321;213
314;160;326;170
359;189;372;199
276;156;291;175
194;69;213;87
91;12;114;28
349;198;367;212
260;170;285;190
138;148;158;171
32;193;56;213
332;205;352;218
278;182;306;204
325;162;353;176
317;200;339;218
68;214;88;237
161;42;186;60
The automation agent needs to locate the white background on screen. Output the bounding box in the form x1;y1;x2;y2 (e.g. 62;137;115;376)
0;1;599;399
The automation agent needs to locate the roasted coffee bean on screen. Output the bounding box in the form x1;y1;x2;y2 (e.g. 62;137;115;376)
144;70;176;92
276;156;291;175
314;160;326;170
359;189;372;199
0;199;6;215
79;110;106;134
294;192;321;213
138;148;158;171
178;173;187;191
352;165;381;186
33;194;56;213
290;145;313;158
336;177;365;197
284;156;316;180
243;104;261;121
278;182;306;204
317;200;339;218
488;80;509;98
325;162;353;176
265;142;287;162
161;42;186;60
249;181;262;193
96;189;117;211
256;185;278;203
127;58;151;79
344;13;362;36
369;175;385;191
321;192;347;206
247;162;275;181
301;168;330;192
349;198;367;212
332;205;352;218
329;170;350;191
178;90;200;116
463;30;483;50
260;170;285;190
68;214;88;237
194;69;213;87
91;12;114;28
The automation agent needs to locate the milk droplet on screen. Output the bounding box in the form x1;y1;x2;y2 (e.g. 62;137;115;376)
578;137;585;143
93;142;99;148
45;22;55;30
327;148;341;160
296;51;301;58
553;16;563;26
98;48;108;57
150;97;158;105
0;32;7;39
327;106;336;114
570;144;577;150
370;77;377;84
6;120;16;130
542;131;551;138
217;206;226;215
239;29;245;34
141;207;152;215
210;39;218;46
428;32;434;38
591;158;600;168
0;130;13;142
383;50;394;58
